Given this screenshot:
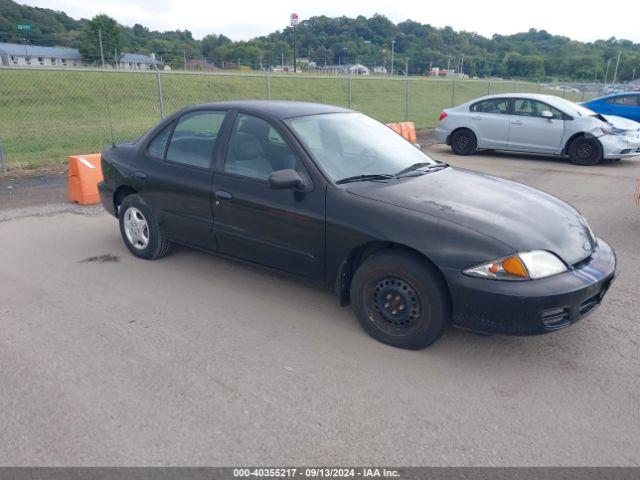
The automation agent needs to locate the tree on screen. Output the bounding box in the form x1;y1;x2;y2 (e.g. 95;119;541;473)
78;14;123;65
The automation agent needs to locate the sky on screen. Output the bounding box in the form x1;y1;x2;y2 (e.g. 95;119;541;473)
20;0;640;43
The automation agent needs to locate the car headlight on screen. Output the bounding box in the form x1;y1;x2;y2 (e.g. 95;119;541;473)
596;126;624;136
463;251;567;281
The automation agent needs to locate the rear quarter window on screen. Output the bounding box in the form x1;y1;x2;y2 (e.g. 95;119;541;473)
470;98;509;114
146;123;174;159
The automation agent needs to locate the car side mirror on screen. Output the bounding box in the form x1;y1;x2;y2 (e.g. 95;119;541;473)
540;110;554;120
268;169;305;190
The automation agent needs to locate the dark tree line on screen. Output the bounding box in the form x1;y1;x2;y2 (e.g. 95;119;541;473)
2;0;639;81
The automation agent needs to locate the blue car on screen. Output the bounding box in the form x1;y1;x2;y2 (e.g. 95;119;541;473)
583;92;640;123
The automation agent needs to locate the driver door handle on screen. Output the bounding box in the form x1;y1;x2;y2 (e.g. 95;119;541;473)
471;116;482;120
134;170;147;181
511;120;524;125
215;190;233;200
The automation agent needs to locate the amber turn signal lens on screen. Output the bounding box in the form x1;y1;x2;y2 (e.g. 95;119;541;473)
502;256;528;278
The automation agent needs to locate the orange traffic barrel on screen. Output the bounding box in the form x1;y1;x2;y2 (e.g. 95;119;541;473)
67;154;103;205
387;122;417;143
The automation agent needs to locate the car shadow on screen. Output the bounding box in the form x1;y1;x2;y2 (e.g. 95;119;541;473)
165;243;594;365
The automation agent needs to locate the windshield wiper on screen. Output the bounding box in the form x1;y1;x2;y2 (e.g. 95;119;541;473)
396;162;448;177
335;174;396;184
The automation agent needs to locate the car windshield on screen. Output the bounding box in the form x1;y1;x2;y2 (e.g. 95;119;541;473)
550;97;597;117
285;112;439;182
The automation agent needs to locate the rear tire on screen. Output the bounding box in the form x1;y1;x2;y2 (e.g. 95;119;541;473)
119;195;173;260
568;136;603;166
350;250;450;350
450;129;477;156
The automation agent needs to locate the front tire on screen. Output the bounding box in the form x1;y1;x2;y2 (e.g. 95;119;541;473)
568;136;603;166
450;128;477;156
350;250;450;350
118;195;173;260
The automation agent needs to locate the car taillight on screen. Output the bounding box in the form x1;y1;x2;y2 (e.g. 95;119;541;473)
439;112;448;121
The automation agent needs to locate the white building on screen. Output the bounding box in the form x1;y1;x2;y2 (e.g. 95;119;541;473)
119;53;158;70
318;63;370;75
0;42;84;67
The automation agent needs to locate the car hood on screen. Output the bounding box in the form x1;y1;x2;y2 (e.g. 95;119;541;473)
346;167;595;265
602;114;640;132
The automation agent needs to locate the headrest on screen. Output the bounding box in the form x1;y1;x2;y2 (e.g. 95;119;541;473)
238;116;271;138
232;132;264;161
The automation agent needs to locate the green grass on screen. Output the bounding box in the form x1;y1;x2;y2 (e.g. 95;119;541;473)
0;68;589;170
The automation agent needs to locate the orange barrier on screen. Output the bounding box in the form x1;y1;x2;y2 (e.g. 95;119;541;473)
67;154;103;205
387;121;417;144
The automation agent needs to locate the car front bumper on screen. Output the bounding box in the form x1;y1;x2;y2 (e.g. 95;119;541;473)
446;238;616;335
599;134;640;159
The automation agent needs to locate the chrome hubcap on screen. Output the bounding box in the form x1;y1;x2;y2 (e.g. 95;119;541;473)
123;207;149;250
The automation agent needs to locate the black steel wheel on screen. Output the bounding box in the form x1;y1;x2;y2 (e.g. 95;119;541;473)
350;250;450;349
450;128;477;156
568;137;603;166
370;276;422;336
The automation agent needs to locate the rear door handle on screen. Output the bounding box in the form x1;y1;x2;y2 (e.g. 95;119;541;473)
215;190;233;200
511;120;524;125
134;170;147;181
471;116;482;120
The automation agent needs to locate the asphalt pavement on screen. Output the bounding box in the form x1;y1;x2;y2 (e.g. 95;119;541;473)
1;146;639;466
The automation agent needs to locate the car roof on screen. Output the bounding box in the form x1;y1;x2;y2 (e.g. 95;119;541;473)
192;100;352;119
589;92;640;101
464;93;567;102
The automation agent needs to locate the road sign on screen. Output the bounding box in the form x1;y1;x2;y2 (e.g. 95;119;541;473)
17;24;31;31
290;13;299;26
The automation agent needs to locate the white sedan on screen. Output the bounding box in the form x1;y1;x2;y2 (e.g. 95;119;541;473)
435;93;640;165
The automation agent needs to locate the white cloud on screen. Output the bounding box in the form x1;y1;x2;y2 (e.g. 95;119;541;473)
18;0;640;42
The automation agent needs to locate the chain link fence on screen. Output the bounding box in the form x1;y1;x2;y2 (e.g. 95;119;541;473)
0;66;604;173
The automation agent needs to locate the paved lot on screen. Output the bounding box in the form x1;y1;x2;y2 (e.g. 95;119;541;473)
1;147;639;466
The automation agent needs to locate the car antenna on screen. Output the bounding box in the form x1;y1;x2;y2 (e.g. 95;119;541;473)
99;55;116;148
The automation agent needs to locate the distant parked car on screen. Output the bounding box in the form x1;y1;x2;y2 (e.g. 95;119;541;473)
99;101;616;349
436;93;640;165
582;93;640;123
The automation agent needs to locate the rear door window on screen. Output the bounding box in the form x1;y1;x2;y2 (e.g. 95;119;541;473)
165;111;227;169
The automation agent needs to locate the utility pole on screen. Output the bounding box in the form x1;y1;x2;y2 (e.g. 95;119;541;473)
405;57;409;76
281;52;284;68
290;13;299;73
98;28;105;68
593;64;599;83
447;54;451;71
183;50;187;70
603;58;611;85
293;24;297;73
612;49;621;85
632;67;637;82
390;40;395;76
459;54;464;75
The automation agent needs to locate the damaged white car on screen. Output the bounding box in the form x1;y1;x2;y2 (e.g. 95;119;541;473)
436;93;640;165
